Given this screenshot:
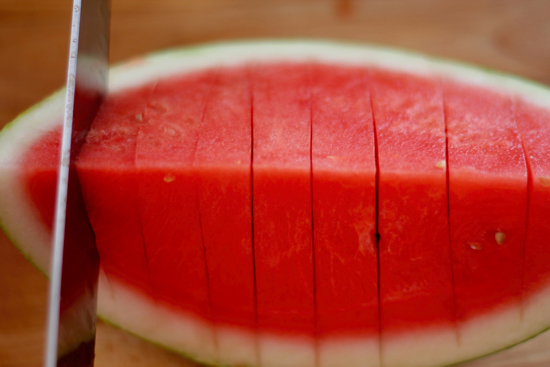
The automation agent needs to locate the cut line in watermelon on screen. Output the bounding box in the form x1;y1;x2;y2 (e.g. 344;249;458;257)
1;40;550;367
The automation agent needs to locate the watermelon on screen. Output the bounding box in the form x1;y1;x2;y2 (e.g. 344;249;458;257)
444;82;527;356
311;64;378;367
1;41;550;367
369;68;457;366
194;67;257;365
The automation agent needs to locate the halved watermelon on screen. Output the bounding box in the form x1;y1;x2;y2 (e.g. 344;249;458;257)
1;41;550;367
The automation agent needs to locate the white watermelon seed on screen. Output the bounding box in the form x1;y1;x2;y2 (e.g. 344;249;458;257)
469;242;482;250
495;232;506;245
163;173;176;183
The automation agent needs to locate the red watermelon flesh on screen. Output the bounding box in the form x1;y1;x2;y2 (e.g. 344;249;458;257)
22;128;61;233
310;64;379;367
193;68;257;364
514;100;550;330
443;82;527;352
250;63;316;366
135;70;217;321
369;69;457;366
77;87;153;296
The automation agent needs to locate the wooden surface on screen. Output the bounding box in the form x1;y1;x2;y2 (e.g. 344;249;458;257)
2;0;550;366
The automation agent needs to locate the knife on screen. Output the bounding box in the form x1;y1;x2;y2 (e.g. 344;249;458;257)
44;0;110;366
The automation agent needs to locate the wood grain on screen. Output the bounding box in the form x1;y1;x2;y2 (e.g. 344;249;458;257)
1;0;550;366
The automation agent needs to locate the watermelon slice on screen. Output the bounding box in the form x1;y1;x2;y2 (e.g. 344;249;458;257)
2;41;550;367
514;100;550;338
311;64;379;367
194;67;257;366
444;82;527;359
136;70;219;364
369;68;457;366
251;63;316;367
77;87;153;296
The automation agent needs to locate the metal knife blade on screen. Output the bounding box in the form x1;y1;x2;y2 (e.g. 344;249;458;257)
44;1;110;366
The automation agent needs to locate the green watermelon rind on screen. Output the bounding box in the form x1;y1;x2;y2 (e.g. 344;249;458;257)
2;39;550;367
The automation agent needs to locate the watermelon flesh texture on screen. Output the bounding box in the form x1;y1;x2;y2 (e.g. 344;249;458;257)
77;87;153;296
251;64;316;367
135;70;219;363
444;82;528;357
11;57;550;367
193;67;257;366
369;69;457;367
22;128;60;235
310;64;379;367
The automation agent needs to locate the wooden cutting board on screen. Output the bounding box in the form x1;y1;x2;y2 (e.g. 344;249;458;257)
2;0;550;366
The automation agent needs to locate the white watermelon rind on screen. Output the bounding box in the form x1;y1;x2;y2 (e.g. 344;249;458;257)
1;39;550;367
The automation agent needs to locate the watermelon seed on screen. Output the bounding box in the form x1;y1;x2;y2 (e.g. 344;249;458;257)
435;160;446;169
135;114;143;122
539;176;550;187
164;127;176;136
469;242;482;250
163;173;176;183
495;231;506;245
